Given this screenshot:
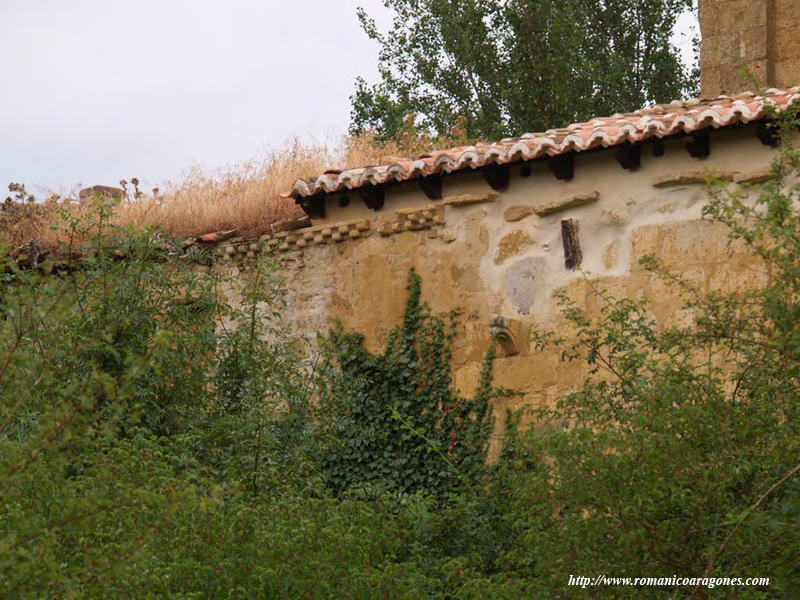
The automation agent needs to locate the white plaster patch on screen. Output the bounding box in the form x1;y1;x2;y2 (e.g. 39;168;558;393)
504;257;541;315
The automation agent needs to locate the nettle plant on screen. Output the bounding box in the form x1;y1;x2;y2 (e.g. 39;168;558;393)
316;268;502;499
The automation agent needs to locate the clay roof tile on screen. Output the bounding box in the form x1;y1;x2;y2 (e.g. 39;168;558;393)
284;88;800;200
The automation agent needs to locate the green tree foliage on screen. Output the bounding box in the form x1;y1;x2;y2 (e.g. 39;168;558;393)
351;0;699;140
316;268;500;498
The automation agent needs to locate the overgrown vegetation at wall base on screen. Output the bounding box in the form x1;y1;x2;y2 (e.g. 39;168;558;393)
0;202;513;598
3;126;800;597
316;269;502;498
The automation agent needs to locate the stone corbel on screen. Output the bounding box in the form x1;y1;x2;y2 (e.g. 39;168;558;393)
489;315;529;357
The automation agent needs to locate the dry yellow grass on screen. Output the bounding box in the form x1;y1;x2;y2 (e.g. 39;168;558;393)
2;125;473;250
117;140;324;240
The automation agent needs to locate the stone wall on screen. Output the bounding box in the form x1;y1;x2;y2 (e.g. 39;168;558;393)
774;0;800;86
700;0;800;96
220;126;776;442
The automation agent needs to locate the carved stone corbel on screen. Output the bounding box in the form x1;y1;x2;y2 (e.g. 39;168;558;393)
489;315;529;357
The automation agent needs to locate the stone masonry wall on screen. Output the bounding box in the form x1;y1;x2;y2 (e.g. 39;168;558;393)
700;0;800;96
220;126;777;446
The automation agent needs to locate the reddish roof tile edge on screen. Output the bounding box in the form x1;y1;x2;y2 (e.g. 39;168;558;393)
283;87;800;200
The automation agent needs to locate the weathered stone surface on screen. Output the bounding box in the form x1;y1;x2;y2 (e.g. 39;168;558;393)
215;117;778;442
504;258;540;315
495;230;533;265
734;167;774;184
489;315;529;356
601;209;626;226
378;206;442;236
79;185;125;202
603;240;619;269
197;229;238;243
740;26;768;61
271;216;311;233
534;191;599;216
437;229;457;243
700;0;800;94
443;192;498;206
652;170;737;188
503;205;534;222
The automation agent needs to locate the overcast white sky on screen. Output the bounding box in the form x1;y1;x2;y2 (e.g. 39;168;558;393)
0;1;697;196
0;0;394;195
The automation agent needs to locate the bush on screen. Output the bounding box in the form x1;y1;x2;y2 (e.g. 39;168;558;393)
474;116;800;598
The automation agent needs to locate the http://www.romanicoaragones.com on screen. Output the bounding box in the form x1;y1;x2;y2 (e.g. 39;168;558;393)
567;574;770;590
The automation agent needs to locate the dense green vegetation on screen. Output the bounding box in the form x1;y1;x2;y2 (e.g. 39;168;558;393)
3;127;800;597
317;269;500;499
350;0;698;140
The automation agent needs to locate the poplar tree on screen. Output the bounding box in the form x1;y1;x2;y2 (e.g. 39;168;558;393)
350;0;698;140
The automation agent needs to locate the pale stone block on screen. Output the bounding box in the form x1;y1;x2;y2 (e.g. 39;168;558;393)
533;191;599;216
740;26;768;60
603;240;620;269
438;229;457;243
718;0;767;31
443;192;498;206
396;206;425;215
775;24;800;60
734;166;774;184
776;0;800;22
503;205;534;222
495;230;533;265
775;59;800;87
652;170;737;187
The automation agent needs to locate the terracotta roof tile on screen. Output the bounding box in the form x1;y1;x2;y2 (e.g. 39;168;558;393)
284;88;800;200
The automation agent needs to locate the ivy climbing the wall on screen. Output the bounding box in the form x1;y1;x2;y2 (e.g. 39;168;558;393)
316;268;501;499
